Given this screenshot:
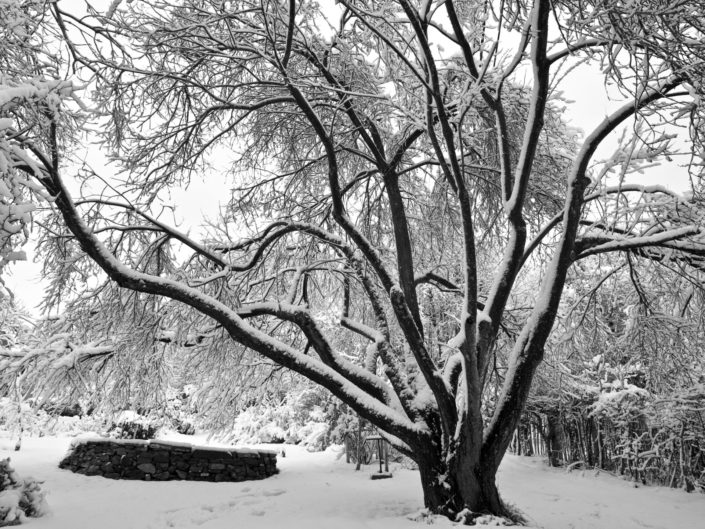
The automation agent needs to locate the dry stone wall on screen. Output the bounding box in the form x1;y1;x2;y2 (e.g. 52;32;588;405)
59;438;278;482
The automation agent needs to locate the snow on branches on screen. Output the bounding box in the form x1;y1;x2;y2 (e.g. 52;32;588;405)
3;0;705;520
0;0;78;278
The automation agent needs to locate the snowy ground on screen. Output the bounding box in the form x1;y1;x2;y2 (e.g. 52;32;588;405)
2;434;704;528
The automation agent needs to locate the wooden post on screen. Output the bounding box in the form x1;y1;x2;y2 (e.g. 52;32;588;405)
13;376;23;452
377;437;383;474
384;440;389;472
355;418;362;471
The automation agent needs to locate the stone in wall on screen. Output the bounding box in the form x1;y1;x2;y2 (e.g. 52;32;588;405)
59;438;278;482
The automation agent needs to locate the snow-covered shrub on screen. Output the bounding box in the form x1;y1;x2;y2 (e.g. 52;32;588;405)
223;386;352;450
228;406;290;445
0;398;106;439
107;410;158;440
40;402;83;417
0;458;48;526
162;387;197;435
0;398;50;441
173;420;195;436
591;382;651;424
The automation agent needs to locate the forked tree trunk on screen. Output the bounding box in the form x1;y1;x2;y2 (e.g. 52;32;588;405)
415;445;521;524
418;462;515;522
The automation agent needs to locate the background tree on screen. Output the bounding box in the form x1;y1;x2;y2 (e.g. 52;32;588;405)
1;0;705;523
517;255;705;490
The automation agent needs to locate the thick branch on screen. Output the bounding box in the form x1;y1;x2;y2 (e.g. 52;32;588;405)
32;161;429;448
482;73;685;473
481;0;551;378
237;301;399;409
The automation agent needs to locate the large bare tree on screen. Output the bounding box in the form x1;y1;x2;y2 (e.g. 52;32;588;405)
2;0;705;522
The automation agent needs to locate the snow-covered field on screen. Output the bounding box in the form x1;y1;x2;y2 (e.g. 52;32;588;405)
2;434;704;528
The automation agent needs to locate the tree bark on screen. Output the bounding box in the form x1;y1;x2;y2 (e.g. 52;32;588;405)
414;444;523;524
546;412;564;467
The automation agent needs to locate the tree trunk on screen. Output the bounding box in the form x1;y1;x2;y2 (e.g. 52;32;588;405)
596;418;605;469
546;412;563;467
13;378;23;452
415;449;522;524
355;418;363;471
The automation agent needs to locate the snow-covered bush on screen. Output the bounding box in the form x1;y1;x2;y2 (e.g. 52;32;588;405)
0;458;48;526
227;398;324;447
0;398;50;446
0;398;106;439
223;386;355;450
107;410;159;440
161;387;196;435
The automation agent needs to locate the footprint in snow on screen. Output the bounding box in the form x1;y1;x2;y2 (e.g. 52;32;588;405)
157;510;216;528
261;488;286;497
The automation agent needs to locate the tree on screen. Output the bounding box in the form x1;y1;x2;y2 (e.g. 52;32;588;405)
517;255;705;482
2;0;705;523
